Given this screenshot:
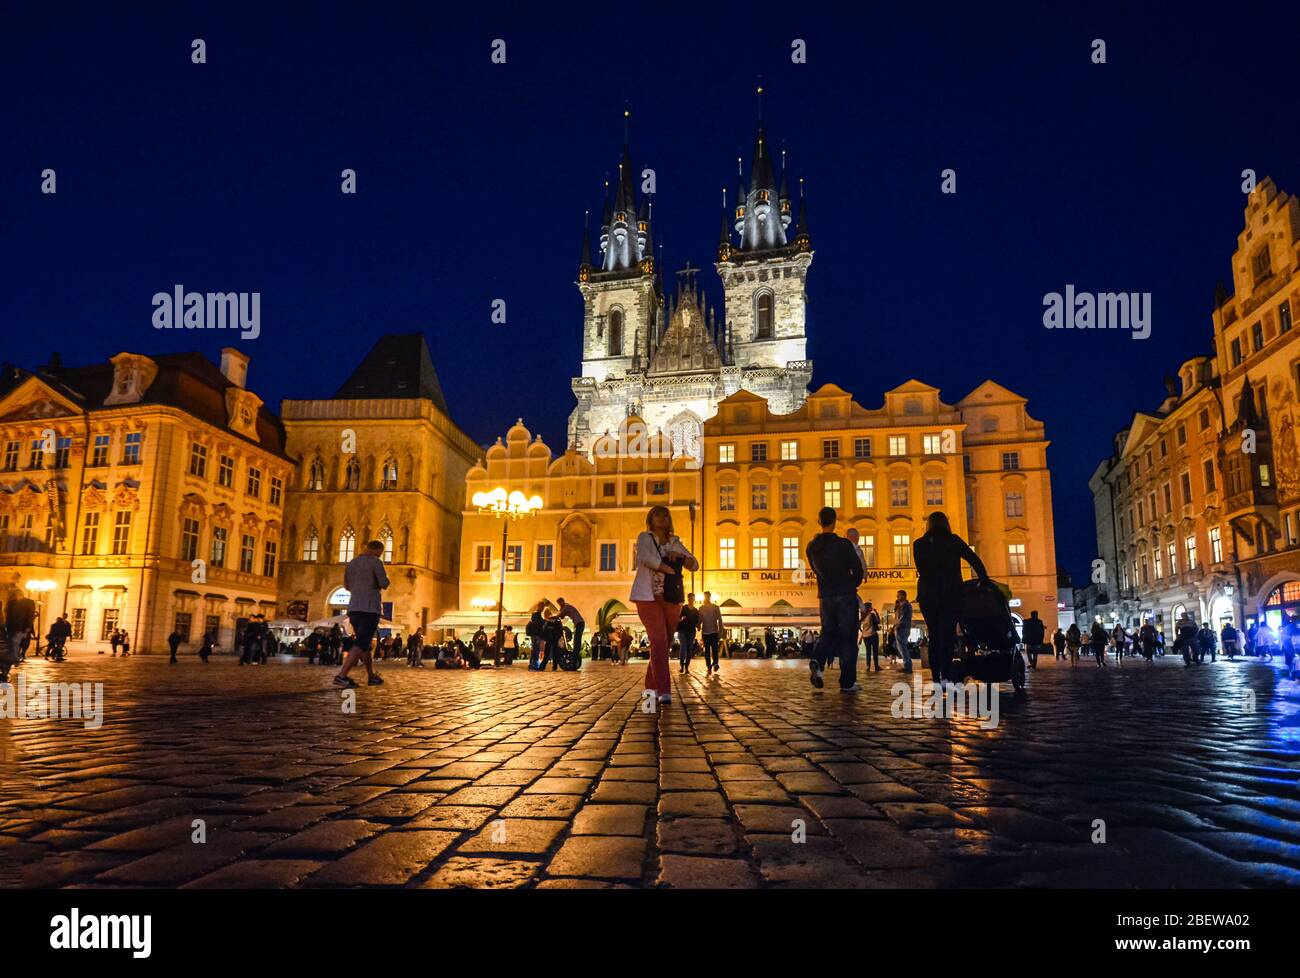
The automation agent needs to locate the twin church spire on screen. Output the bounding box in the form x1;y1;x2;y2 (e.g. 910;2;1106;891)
578;104;810;283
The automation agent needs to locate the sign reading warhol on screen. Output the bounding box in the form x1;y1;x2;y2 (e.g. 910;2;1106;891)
1042;285;1150;340
152;285;260;339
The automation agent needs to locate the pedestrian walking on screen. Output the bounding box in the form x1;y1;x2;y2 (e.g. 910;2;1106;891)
1051;626;1066;661
805;507;864;691
199;631;213;663
861;601;882;672
912;511;988;684
631;504;698;706
699;591;723;675
1022;610;1046;670
407;627;425;667
167;629;182;664
1066;621;1081;665
894;591;913;673
1089;620;1108;666
333;539;389;689
110;629;122;657
1139;619;1158;662
1;591;36;685
677;593;700;673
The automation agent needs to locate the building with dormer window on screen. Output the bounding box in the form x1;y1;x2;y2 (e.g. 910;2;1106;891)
0;347;292;653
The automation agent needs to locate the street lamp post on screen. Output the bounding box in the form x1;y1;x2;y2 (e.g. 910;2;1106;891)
472;487;542;664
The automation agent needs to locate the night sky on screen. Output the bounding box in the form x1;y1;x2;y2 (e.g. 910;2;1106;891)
5;2;1300;586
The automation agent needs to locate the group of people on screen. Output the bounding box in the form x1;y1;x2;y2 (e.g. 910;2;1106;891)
1052;612;1298;669
522;597;585;670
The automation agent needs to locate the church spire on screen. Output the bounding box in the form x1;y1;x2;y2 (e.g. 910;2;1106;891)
733;93;793;253
596;109;653;275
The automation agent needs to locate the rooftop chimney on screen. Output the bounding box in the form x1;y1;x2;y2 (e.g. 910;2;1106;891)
220;347;249;389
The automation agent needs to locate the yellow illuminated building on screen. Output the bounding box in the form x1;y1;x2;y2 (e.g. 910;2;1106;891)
276;335;479;638
1091;177;1300;631
0;348;292;653
700;381;1059;632
455;417;698;632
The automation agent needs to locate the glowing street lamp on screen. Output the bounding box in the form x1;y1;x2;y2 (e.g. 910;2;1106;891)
472;487;542;663
25;579;56;654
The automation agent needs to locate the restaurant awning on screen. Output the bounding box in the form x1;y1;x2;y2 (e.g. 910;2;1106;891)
613;606;823;629
431;610;534;630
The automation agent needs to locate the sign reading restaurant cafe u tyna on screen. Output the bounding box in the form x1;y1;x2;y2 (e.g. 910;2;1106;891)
708;567;918;605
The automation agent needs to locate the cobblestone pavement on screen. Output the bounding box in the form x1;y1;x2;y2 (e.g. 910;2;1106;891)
1;652;1298;889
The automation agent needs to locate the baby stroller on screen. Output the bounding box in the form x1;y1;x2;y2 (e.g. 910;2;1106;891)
944;579;1027;692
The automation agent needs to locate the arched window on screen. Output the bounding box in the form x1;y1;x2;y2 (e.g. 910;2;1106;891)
755;292;773;339
608;309;624;356
381;458;398;490
380;524;394;563
308;458;325;491
344;458;361;491
338;525;355;563
302;526;319;562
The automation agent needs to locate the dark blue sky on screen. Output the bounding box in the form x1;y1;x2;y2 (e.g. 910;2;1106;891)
5;2;1299;585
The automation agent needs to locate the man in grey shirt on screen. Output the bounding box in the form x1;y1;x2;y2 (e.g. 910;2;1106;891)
556;598;584;661
699;591;724;675
335;540;389;689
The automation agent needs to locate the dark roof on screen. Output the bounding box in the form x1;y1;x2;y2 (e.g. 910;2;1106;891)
334;334;449;413
1;352;289;458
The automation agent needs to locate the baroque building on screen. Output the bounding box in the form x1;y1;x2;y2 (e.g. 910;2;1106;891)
276;335;480;637
1090;177;1300;632
0;348;291;653
568;119;813;458
454;417;698;631
700;381;1059;631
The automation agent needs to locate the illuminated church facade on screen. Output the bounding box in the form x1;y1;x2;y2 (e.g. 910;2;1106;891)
568;120;814;461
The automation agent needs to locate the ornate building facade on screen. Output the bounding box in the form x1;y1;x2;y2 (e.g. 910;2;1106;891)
276;335;480;638
0;348;292;653
568;121;813;457
700;381;1059;631
1090;177;1300;631
456;417;698;631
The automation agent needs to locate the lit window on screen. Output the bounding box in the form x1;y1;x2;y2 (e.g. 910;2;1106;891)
855;479;874;508
1185;534;1197;570
1004;492;1024;518
719;444;735;464
892;534;912;567
301;527;318;562
1210;526;1222;563
212;526;228;567
1167;541;1177;577
782;536;801;569
888;435;907;457
823;480;841;509
922;434;941;455
781;440;798;461
751;537;769;569
1007;543;1027;576
338;527;356;563
860;535;875;567
719;537;736;569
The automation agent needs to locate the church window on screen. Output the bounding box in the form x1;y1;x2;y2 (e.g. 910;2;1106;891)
380;525;394;562
608;309;624;356
302;527;319;562
755;292;773;339
338;526;356;563
345;458;361;491
308;458;325;490
382;459;398;490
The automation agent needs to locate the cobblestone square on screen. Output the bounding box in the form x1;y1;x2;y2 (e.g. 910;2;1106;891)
2;653;1298;889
